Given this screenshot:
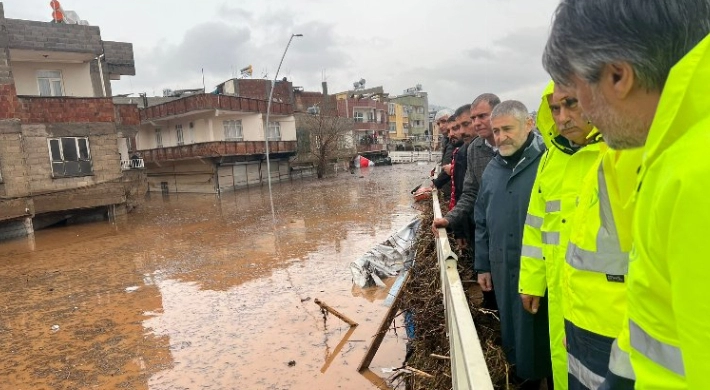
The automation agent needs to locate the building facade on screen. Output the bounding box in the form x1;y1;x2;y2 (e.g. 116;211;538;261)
333;87;389;156
134;90;297;194
0;2;144;240
389;90;429;140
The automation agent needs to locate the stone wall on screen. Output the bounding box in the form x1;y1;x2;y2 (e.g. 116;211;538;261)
0;217;31;241
102;41;136;77
4;18;103;55
22;123;122;195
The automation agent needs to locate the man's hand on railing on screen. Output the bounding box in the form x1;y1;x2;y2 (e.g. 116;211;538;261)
432;217;449;236
521;294;541;314
443;164;453;176
477;272;493;291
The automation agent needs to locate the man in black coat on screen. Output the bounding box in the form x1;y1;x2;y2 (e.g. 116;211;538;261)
474;100;551;388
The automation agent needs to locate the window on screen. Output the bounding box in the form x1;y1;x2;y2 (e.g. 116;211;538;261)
48;137;92;177
388;103;395;115
267;122;281;140
223;120;243;140
389;122;396;132
176;124;184;146
368;111;375;122
155;129;163;148
353;111;364;123
37;70;64;96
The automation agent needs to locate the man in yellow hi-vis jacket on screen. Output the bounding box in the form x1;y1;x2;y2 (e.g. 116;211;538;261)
543;0;710;388
563;145;642;390
518;82;601;390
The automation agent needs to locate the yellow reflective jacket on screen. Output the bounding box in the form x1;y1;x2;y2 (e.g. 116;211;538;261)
628;33;710;389
519;81;602;390
563;146;643;337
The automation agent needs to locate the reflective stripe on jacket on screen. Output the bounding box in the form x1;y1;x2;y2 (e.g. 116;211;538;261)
519;81;602;390
563;147;642;338
629;33;710;389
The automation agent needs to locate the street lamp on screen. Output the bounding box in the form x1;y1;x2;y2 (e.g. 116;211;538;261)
264;33;303;224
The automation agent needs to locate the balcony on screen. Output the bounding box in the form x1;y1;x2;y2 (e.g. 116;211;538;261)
356;143;388;153
17;96;116;124
353;120;388;132
121;158;145;171
140;94;293;122
141;141;298;163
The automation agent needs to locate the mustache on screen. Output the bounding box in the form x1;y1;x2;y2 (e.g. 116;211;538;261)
560;123;581;132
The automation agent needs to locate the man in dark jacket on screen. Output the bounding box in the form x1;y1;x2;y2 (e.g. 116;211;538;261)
474;100;551;388
431;115;457;200
433;93;501;309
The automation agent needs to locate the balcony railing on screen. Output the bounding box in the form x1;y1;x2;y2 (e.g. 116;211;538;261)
356;144;387;153
140;93;293;122
140;140;298;163
353;121;389;131
121;158;145;170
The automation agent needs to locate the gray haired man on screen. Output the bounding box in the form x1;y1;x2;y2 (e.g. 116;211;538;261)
474;100;551;388
542;1;710;389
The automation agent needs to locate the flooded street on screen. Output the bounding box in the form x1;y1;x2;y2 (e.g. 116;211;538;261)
0;164;431;390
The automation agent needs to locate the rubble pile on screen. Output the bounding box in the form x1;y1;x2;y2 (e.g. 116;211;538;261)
399;206;516;390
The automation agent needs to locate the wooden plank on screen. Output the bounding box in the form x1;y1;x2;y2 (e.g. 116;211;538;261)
357;270;411;372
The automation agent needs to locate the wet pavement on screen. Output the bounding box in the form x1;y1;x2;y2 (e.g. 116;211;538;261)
0;164;431;390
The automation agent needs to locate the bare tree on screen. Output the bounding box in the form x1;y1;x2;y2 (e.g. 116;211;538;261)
295;111;356;179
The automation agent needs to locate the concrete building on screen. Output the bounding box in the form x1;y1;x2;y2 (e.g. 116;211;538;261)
334;86;389;156
0;2;144;241
134;79;297;194
291;82;356;174
387;102;409;141
389;87;429;143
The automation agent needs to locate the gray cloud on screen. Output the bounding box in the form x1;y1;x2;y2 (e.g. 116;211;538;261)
385;26;551;110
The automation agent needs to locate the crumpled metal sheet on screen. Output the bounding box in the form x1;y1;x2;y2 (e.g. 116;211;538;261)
350;217;421;288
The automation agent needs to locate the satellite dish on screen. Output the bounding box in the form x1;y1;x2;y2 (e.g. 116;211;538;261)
353;82;360;88
360;79;366;86
416;84;422;91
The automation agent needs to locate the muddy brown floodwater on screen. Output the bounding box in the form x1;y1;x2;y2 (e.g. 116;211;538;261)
0;164;432;390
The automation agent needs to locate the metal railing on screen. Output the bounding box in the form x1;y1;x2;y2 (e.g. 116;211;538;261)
121;158;145;170
432;188;494;390
388;151;442;163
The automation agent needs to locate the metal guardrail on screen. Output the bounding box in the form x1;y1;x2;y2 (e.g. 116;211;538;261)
432;188;494;390
120;158;145;170
389;151;442;163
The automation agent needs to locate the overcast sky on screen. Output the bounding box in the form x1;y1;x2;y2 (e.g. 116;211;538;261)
5;0;561;111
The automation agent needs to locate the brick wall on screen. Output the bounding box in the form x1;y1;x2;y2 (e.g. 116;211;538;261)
235;79;293;104
114;104;140;125
0;4;19;120
17;97;116;123
140;94;293;122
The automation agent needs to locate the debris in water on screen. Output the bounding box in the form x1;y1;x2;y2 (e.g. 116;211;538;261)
314;298;358;327
350;217;420;288
50;325;60;333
